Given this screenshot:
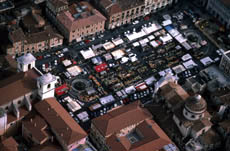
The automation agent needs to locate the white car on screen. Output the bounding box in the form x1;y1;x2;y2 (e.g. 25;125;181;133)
132;20;139;25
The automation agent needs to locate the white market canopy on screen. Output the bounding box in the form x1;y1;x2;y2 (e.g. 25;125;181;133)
103;42;115;50
175;34;187;43
183;59;197;69
172;64;186;74
160;34;173;44
133;42;140;47
112;38;124;46
162;20;172;26
111;49;125;60
126;30;146;41
200;57;213;66
66;65;82;76
80;48;96;59
181;54;192;61
139;38;149;46
62;59;72;67
143;22;162;34
150;40;159;48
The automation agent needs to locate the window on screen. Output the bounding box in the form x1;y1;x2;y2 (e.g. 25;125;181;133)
48;84;51;89
28;64;31;69
18;101;21;105
179;121;182;126
5;106;8;110
191;115;195;118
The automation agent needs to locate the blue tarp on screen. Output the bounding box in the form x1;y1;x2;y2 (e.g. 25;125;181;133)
165;25;174;31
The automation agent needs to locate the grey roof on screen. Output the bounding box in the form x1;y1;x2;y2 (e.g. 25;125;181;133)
37;73;56;85
17;53;36;65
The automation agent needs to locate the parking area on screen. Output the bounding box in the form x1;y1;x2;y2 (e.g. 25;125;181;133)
34;2;222;131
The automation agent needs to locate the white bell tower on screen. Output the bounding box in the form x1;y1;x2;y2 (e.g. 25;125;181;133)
17;53;36;72
37;73;57;100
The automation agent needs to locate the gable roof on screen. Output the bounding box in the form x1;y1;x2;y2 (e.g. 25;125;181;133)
106;119;173;151
0;69;39;106
57;1;106;32
160;82;189;107
0;137;18;151
35;98;87;146
92;101;152;137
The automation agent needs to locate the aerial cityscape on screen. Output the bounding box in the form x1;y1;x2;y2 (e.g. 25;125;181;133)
0;0;230;151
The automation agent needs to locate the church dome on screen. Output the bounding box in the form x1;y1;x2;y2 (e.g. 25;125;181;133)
185;94;207;113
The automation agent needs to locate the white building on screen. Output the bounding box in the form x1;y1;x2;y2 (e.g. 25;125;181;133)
37;73;57;100
17;53;36;72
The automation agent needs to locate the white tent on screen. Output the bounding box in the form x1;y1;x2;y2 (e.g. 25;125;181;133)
103;42;115;50
111;49;125;60
67;65;82;76
162;20;172;26
80;48;96;59
160;34;173;44
112;38;124;46
200;57;213;66
183;60;197;69
126;30;146;41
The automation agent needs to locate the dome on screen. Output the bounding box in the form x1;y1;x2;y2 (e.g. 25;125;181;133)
17;53;36;65
38;73;56;85
185;94;207;113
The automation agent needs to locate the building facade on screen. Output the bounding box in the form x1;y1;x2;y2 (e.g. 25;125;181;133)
46;0;106;43
206;0;230;29
94;0;173;29
219;50;230;77
6;26;63;56
6;9;63;57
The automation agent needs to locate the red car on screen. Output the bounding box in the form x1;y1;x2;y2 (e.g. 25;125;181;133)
36;56;43;60
144;16;150;21
84;39;91;44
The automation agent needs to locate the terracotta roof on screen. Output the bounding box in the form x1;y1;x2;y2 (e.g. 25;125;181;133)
98;0;144;16
22;115;49;144
26;26;63;44
0;69;39;106
30;142;62;151
0;137;18;151
9;28;25;43
192;119;213;132
7;106;29;124
57;1;106;31
106;119;173;151
92;101;152;137
35;98;87;146
160;82;189;107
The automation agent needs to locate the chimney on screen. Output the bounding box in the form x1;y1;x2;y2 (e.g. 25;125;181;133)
30;118;33;122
